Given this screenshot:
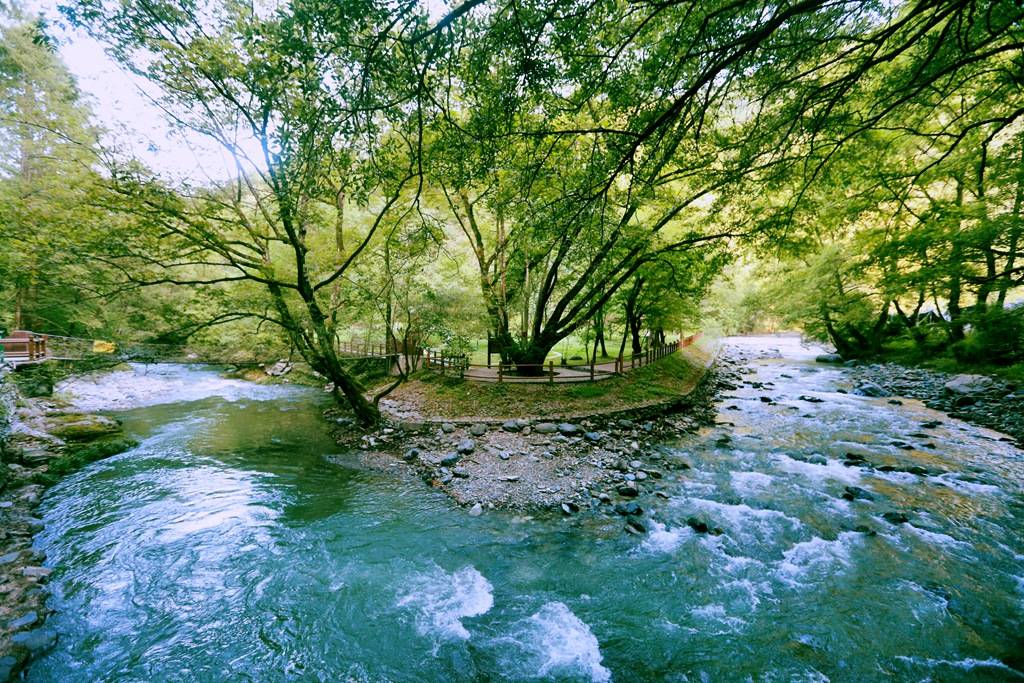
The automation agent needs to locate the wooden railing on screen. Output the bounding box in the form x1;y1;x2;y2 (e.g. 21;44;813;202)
0;330;49;363
421;335;698;383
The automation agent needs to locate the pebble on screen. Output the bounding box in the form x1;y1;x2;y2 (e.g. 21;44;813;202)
456;439;476;454
469;424;487;437
441;423;456;433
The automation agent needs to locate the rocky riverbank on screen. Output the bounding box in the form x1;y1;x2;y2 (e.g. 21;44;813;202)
329;350;739;528
0;368;135;682
834;361;1024;447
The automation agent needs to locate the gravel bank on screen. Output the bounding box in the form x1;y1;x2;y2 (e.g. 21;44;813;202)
843;363;1024;447
331;363;727;516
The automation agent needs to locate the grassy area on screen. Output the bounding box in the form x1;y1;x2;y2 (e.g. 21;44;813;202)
385;337;717;420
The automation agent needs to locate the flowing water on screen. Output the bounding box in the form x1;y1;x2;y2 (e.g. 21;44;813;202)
26;338;1024;681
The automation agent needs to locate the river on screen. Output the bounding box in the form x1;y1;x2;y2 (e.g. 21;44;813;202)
26;337;1024;681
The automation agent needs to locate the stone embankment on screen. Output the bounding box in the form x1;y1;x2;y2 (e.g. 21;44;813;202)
0;367;135;682
816;355;1024;446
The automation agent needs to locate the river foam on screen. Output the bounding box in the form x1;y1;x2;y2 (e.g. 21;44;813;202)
514;602;611;682
396;565;494;640
57;363;290;412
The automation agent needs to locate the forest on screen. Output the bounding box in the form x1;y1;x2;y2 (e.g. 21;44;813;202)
1;0;1022;423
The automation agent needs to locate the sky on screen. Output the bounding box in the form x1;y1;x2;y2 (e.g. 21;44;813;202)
30;0;452;183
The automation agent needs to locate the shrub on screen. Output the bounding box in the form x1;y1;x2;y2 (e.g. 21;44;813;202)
952;307;1024;365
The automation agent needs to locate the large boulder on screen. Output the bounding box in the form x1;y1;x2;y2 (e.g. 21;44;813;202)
46;414;121;442
815;353;843;364
852;382;889;398
943;374;994;395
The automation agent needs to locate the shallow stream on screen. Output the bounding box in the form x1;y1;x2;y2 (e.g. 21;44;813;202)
27;337;1024;681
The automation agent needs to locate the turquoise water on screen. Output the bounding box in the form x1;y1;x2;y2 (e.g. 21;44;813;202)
29;342;1024;681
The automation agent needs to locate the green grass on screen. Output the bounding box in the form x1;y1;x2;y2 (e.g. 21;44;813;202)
388;338;715;420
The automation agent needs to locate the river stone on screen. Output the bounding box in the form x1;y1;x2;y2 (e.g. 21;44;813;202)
47;414;121;442
944;374;994;395
439;452;461;466
0;550;20;565
635;471;648;481
624;519;646;535
456;439;476;454
0;656;17;682
469;423;487;437
10;629;56;653
468;503;483;517
882;511;909;525
815;353;843;364
628;459;642;469
8;611;38;631
842;486;874;501
616;483;639;497
598;493;611;503
441;423;456;433
614;502;643;516
452;466;470;478
852;382;889;397
501;419;521;433
534;423;558;434
583;431;603;444
686;517;710;533
403;448;420;462
557;423;580;435
22;566;52;579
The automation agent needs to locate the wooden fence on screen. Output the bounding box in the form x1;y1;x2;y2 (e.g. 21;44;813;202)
421;335;699;383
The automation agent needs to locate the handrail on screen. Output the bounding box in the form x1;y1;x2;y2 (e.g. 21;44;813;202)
421;337;694;383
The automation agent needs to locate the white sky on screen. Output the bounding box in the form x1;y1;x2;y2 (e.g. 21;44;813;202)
30;0;452;183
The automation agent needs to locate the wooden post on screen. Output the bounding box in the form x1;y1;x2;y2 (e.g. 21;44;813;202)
548;360;554;383
590;359;595;380
498;364;503;383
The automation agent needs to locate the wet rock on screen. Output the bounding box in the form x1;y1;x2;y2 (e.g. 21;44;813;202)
456;439;476;455
616;483;639;497
501;419;521;433
402;448;420;462
8;611;39;631
759;396;773;403
557;423;580;435
598;493;611;503
842;486;875;501
10;629;56;654
439;452;461;466
21;566;52;579
0;656;18;682
635;471;648;481
468;503;483;517
469;424;488;437
0;550;21;565
47;414;121;442
441;423;456;433
534;423;558;434
616;419;634;429
944;374;994;395
583;431;603;444
843;359;862;367
628;460;642;469
852;382;888;398
953;395;976;408
799;395;824;403
882;511;909;525
887;399;903;406
816;353;843;364
613;502;643;516
686;517;710;534
560;501;580;515
452;467;470;478
853;524;877;536
624;519;646;535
